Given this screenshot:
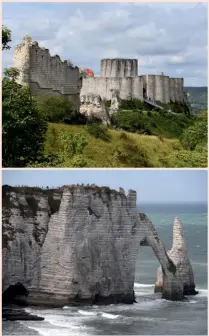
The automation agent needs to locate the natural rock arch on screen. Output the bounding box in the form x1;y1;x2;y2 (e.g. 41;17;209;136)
138;213;184;300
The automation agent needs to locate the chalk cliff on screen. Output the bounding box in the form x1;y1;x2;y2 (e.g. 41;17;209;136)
3;185;192;307
154;217;198;295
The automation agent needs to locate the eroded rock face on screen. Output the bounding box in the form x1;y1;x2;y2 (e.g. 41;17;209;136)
109;89;120;115
154;217;198;295
2;185;193;307
139;213;183;301
3;185;140;306
80;93;110;124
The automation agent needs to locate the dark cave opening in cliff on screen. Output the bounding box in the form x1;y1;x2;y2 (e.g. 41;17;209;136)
2;282;29;305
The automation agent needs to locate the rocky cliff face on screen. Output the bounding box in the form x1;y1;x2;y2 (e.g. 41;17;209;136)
154;217;197;295
138;213;183;300
3;185;141;306
2;185;193;307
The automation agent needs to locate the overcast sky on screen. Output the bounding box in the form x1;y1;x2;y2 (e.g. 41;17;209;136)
2;170;207;204
2;2;208;86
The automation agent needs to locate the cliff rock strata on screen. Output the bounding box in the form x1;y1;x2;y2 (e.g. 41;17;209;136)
139;213;183;300
3;185;192;307
154;217;198;295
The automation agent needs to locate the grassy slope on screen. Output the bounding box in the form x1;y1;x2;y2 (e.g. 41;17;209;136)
45;123;182;168
117;110;192;139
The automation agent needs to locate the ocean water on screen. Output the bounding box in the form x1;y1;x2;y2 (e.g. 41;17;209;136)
3;203;208;335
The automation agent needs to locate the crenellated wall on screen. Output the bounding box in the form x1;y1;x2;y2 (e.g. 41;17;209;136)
13;36;81;107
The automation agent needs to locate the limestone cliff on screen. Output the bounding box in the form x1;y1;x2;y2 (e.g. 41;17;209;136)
154;217;198;295
138;213;183;300
2;185;191;307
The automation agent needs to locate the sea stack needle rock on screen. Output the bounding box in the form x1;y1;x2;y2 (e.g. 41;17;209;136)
139;213;183;301
2;185;189;307
154;217;198;295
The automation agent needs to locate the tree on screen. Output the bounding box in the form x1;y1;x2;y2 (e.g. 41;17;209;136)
181;111;207;150
2;68;47;167
2;25;12;50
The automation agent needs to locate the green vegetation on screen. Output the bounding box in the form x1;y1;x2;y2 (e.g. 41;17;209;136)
43;123;182;168
2;26;207;168
2;25;11;50
2;67;47;167
111;109;193;139
168;111;207;167
35;96;88;124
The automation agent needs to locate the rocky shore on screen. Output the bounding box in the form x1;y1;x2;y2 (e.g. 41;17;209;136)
3;307;44;321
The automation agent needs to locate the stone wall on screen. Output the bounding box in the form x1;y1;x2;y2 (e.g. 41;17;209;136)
81;76;144;100
13;37;81;107
100;59;138;77
81;74;184;104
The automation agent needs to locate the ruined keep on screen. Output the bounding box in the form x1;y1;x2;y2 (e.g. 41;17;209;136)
13;37;188;112
13;36;82;107
81;58;187;104
3;185;196;307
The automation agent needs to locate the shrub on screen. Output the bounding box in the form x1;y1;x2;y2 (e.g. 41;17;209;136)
181;111;207;150
35;96;73;122
87;124;110;141
114;143;151;167
169;150;207;168
36;96;89;125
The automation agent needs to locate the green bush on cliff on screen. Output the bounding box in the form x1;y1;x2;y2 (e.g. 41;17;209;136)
111;109;192;139
87;124;110;141
120;98;146;110
28;131;90;168
2;68;47;167
181;111;207;150
35;96;88;125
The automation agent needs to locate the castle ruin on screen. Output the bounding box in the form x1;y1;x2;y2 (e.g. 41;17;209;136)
13;36;82;107
81;58;186;104
13;37;188;113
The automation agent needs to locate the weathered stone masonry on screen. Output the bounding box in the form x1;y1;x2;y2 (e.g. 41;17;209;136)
13;36;82;107
81;58;186;104
13;37;187;109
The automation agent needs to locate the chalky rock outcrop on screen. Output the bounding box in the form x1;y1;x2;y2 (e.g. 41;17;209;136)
109;89;120;115
154;217;198;295
139;214;183;301
3;185;189;307
80;93;110;124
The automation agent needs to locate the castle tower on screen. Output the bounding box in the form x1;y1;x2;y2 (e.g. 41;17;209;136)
100;59;138;77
